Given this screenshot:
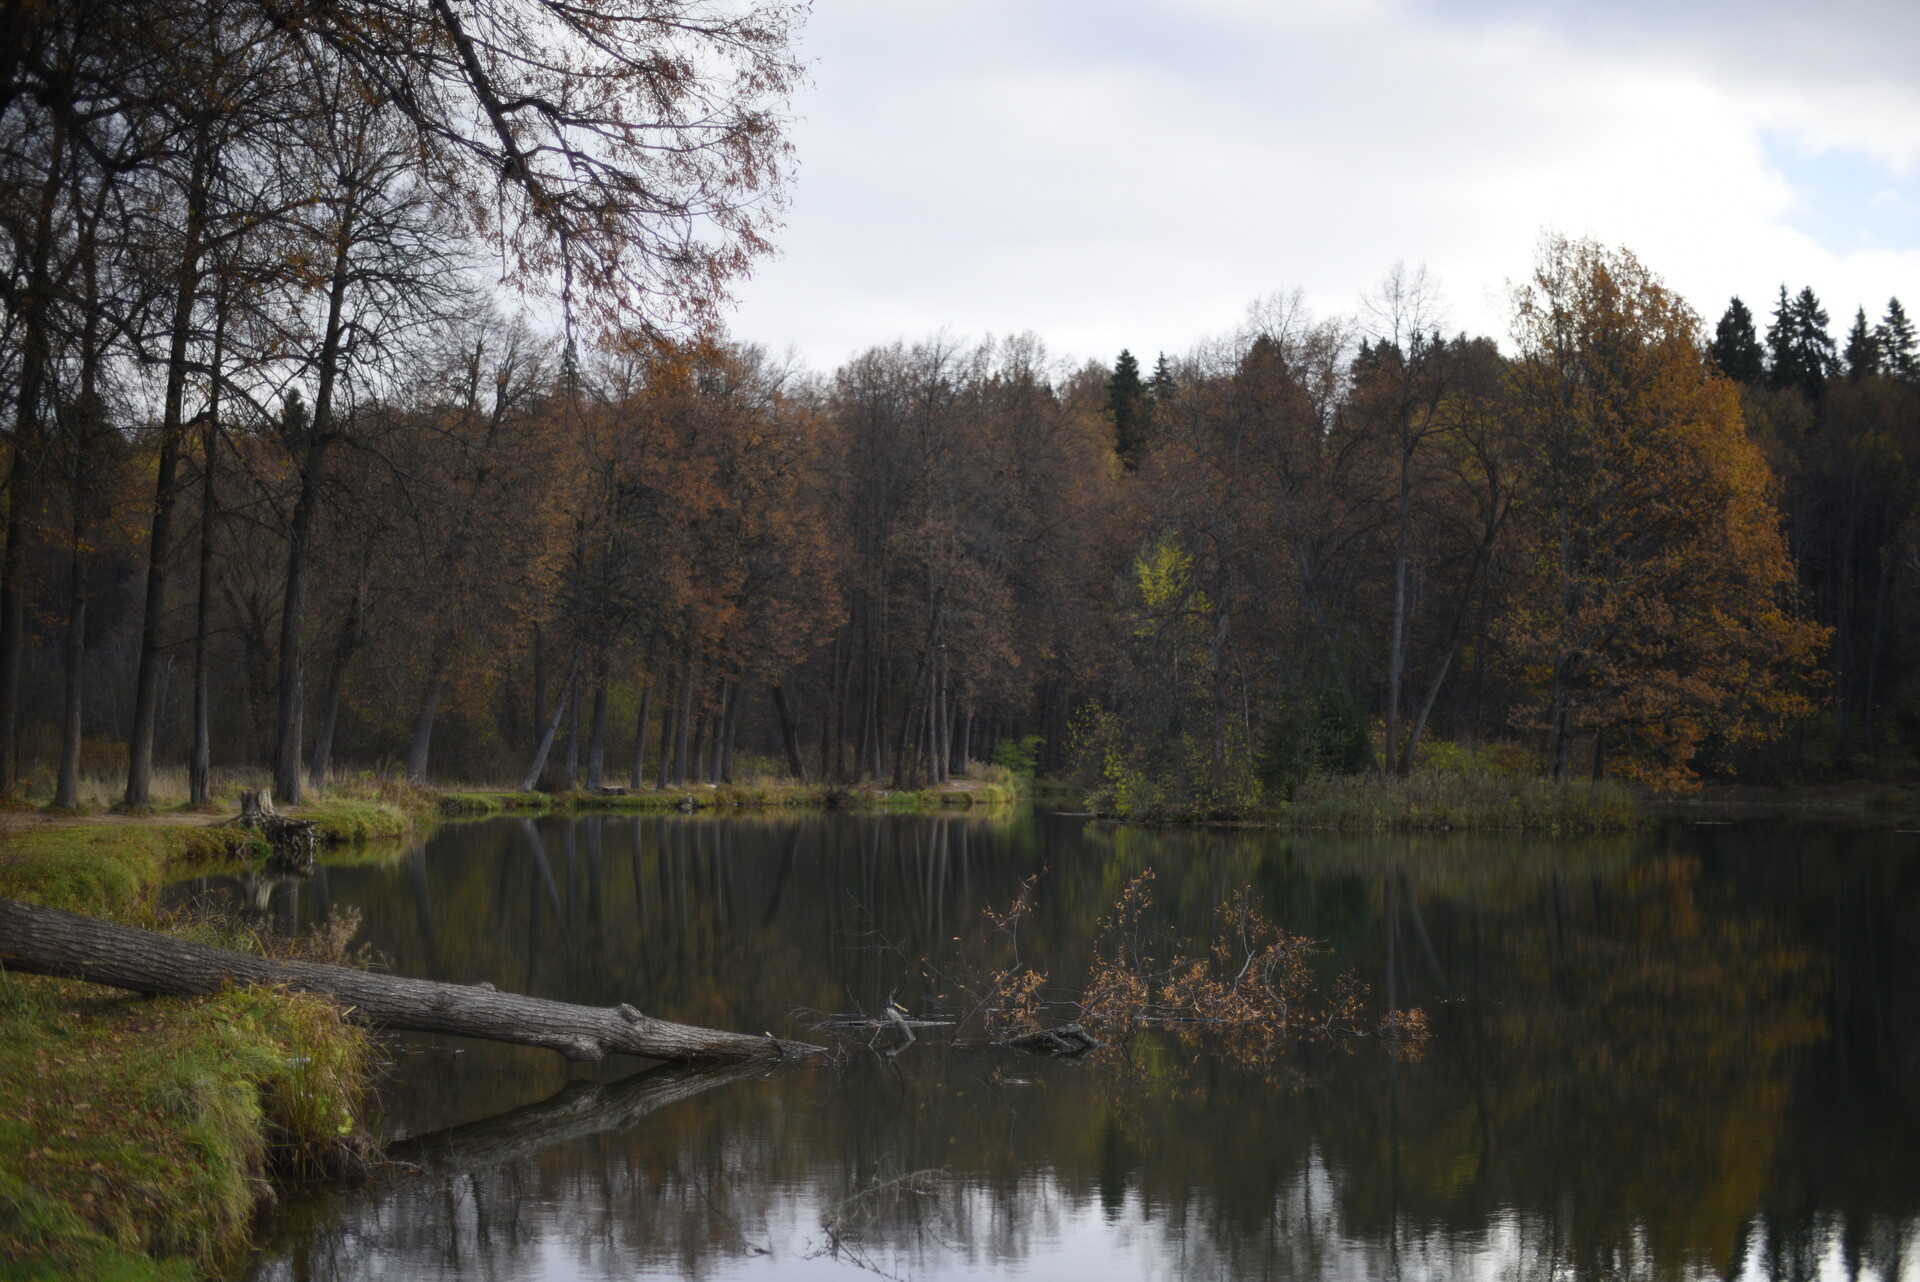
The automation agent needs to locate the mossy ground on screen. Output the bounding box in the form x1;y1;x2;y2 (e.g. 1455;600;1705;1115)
0;826;375;1279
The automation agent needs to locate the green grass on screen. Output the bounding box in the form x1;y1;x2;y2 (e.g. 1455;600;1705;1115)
0;824;376;1278
0;827;263;923
290;797;411;844
435;777;1023;815
0;977;368;1279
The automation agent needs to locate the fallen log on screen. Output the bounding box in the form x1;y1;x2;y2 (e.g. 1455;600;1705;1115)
998;1023;1100;1057
0;897;823;1064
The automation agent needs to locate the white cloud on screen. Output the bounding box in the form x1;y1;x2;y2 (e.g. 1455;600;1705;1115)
721;0;1920;369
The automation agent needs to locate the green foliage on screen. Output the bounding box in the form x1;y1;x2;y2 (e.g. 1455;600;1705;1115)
1255;688;1373;801
1878;297;1917;381
1766;284;1837;396
990;735;1046;781
1710;296;1765;384
1108;348;1149;469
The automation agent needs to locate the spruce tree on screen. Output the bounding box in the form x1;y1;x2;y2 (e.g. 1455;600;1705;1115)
1878;298;1917;382
1765;285;1798;391
1710;297;1765;383
1150;352;1176;403
1844;307;1881;379
1108;349;1148;470
1767;285;1835;397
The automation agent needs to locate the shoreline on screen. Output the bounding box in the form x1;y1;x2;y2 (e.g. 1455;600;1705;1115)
3;770;1913;1276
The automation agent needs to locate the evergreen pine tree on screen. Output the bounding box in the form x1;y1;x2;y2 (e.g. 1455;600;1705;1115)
1710;297;1765;383
1108;349;1148;470
1878;298;1917;382
1844;307;1881;379
1767;285;1835;397
1765;285;1798;391
1150;352;1176;403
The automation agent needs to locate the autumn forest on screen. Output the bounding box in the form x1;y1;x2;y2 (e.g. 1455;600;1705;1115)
5;2;1919;815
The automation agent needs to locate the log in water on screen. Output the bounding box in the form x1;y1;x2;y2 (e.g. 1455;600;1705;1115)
0;896;823;1063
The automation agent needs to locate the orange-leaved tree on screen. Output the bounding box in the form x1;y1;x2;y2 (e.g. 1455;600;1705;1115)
1505;237;1825;789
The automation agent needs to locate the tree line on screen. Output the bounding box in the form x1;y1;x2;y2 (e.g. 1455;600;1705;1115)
5;6;1915;807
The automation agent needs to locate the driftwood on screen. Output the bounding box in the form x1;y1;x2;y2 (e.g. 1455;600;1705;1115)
226;790;321;872
998;1023;1100;1056
0;897;823;1064
826;1011;1099;1058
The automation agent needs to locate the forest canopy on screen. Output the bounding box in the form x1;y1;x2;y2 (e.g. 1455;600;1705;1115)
3;2;1916;811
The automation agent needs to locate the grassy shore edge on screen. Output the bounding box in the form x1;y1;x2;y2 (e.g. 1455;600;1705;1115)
0;825;375;1280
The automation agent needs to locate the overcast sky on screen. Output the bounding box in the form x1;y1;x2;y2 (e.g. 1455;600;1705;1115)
721;0;1920;371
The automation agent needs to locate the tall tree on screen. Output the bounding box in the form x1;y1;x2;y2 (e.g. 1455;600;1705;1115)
1710;297;1765;384
1507;237;1824;786
1107;348;1148;470
1877;298;1917;382
1844;307;1880;379
1767;285;1836;398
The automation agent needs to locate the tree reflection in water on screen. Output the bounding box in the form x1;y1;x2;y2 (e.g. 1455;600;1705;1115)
191;813;1919;1281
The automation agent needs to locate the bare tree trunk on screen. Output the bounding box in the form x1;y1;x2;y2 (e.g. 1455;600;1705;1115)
519;659;578;792
405;668;446;785
0;421;35;797
274;226;354;807
673;659;694;785
689;696;711;785
628;674;653;791
720;681;741;784
530;621;546;751
655;660;680;790
1399;645;1454;775
564;672;582;789
189;418;220;805
309;566;368;790
821;638;841;783
54;455;87;811
0;126;67;797
770;683;808;783
585;668;608;790
0;897;820;1063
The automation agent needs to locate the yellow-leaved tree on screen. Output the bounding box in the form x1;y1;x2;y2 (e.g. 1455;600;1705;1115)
1505;237;1826;789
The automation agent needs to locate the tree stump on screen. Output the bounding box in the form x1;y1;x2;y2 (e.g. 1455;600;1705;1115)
226;790;320;872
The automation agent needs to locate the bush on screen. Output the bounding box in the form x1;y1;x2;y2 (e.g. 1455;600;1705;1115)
991;735;1045;781
1256;687;1373;800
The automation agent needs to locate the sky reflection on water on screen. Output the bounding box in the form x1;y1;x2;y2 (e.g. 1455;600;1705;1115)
184;811;1920;1282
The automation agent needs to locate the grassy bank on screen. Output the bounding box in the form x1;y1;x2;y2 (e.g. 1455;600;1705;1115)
1076;769;1640;832
0;825;376;1279
436;776;1020;816
1277;771;1640;832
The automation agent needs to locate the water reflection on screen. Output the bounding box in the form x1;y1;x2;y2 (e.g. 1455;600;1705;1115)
176;813;1920;1281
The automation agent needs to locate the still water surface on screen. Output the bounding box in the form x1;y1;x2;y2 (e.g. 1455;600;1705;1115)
177;811;1919;1281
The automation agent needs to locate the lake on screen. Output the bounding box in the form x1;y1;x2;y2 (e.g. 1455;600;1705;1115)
173;810;1919;1281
